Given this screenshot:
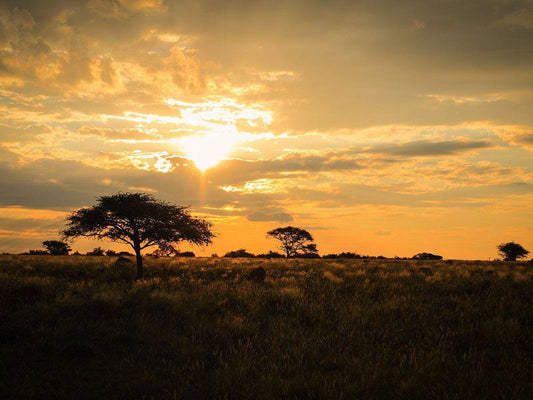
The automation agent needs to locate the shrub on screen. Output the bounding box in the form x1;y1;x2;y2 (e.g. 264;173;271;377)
256;251;285;259
412;252;443;260
224;249;255;258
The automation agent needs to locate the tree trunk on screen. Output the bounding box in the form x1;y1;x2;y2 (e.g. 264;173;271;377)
134;244;143;280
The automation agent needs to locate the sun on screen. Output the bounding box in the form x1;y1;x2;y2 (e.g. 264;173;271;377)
179;133;241;171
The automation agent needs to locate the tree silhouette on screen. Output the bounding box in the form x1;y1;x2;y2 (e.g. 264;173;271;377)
498;242;529;261
42;240;71;255
152;243;179;257
86;247;105;256
412;252;442;260
267;226;317;258
62;193;214;279
224;249;255;258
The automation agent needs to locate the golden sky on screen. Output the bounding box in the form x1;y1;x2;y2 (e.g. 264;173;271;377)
1;0;532;258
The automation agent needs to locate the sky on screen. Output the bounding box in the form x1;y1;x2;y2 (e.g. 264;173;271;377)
0;0;532;259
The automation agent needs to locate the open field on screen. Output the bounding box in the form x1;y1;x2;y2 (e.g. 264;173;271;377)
1;255;532;399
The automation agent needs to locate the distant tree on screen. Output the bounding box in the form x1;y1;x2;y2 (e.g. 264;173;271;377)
86;247;105;256
498;242;529;261
177;251;195;257
62;192;214;280
152;243;179;257
256;251;285;259
323;252;361;259
224;249;255;258
28;249;49;255
42;240;71;255
266;226;318;258
412;252;443;260
105;249;118;256
148;244;195;258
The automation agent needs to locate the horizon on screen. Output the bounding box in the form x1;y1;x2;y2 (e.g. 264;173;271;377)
1;1;532;260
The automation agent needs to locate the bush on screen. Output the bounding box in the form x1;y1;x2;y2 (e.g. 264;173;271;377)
296;252;321;259
27;250;49;255
175;251;195;257
412;252;443;260
323;252;362;259
224;249;255;258
86;247;105;256
256;251;285;259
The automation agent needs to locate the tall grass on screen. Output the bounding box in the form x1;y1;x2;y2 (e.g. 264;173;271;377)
1;256;532;399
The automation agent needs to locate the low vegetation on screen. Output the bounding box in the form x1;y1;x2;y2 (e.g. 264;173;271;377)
1;255;532;399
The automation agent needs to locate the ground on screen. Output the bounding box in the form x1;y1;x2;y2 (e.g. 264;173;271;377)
1;256;532;399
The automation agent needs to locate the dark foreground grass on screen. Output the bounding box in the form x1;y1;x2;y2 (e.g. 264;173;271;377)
0;256;532;399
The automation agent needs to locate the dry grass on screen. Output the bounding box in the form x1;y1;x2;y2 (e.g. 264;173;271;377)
0;255;532;399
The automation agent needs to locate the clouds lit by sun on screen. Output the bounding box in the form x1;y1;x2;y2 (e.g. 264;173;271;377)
0;0;532;258
105;97;274;171
178;133;241;171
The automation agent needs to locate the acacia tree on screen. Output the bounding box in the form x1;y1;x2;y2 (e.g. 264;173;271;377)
42;240;71;255
267;226;318;258
62;193;214;279
498;242;529;261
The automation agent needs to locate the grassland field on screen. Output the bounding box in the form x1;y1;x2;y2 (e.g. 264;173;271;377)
0;255;532;399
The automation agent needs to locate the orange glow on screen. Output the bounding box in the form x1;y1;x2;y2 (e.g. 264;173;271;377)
178;132;242;171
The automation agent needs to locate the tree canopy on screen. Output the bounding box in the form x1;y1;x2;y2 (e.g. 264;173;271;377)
266;226;318;258
498;242;529;261
412;252;443;260
42;240;71;255
62;192;214;279
224;249;255;258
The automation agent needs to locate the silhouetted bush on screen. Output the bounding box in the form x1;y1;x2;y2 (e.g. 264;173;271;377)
175;251;195;257
27;250;49;255
256;251;285;259
412;252;443;260
224;249;255;258
86;247;105;256
296;252;321;259
323;252;362;259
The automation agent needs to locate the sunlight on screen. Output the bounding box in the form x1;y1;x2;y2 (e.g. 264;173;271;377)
178;132;241;171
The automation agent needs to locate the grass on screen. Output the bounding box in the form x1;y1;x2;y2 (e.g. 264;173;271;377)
1;255;532;399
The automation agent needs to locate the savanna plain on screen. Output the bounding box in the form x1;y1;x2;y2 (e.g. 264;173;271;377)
1;255;532;399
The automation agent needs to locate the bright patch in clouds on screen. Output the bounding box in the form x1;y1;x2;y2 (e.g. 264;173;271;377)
107;97;275;170
167;97;274;170
178;132;241;171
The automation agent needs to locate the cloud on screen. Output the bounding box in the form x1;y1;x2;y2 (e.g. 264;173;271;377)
496;8;533;29
0;0;532;257
77;126;160;140
365;139;492;157
514;132;533;147
247;208;293;223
